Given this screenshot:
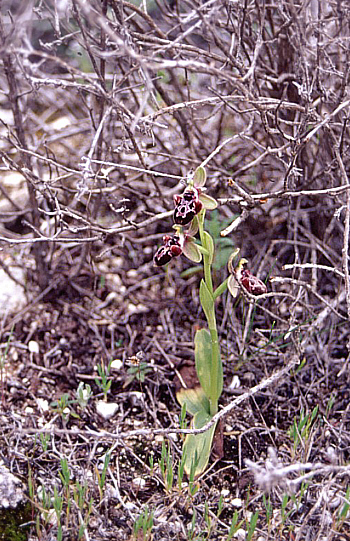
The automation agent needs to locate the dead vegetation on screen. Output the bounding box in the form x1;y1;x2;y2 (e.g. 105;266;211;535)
0;0;350;540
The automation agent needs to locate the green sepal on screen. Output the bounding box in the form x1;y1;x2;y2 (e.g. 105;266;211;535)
193;166;207;187
199;193;217;210
182;237;202;263
227;274;239;298
176;385;210;416
199;279;215;328
182;409;217;477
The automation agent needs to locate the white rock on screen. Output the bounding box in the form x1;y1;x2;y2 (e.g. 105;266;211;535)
0;463;26;508
233;528;246;540
96;401;118;420
231;497;243;508
42;509;58;526
229;375;241;390
110;359;123;370
132;477;146;489
36;398;49;412
28;340;40;354
127;269;138;279
0;267;26;318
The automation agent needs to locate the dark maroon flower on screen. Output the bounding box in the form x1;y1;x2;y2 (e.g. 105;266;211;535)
228;256;267;297
240;269;267;295
173;188;203;226
154;235;182;266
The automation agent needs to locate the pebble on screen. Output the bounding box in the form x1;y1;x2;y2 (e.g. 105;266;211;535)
233;528;246;540
229;375;241;390
110;359;123;370
96;401;118;420
132;477;146;489
28;340;40;354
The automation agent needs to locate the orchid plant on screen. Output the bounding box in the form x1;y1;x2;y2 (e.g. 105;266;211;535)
154;166;267;477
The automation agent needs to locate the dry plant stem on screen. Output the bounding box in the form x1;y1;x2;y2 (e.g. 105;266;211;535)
304;99;350;144
331;136;350;321
271;277;347;321
220;184;350;206
283;263;345;280
0;210;174;246
141;96;305;123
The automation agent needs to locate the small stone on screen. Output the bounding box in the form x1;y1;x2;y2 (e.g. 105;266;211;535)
110;359;123;370
128;303;147;314
229;375;241;390
132;477;146;489
325;445;337;464
0;463;26;508
36;398;49;412
96;401;118;420
28;341;40;354
43;510;58;526
221;489;230;497
233;528;246;540
231;497;243;508
10;348;18;361
0;267;26;318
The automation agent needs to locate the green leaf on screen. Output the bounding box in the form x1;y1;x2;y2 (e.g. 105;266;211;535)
195;329;223;404
180;265;203;278
182;410;217;476
193;166;207;187
194;329;212;399
199;279;215;327
176;386;210;416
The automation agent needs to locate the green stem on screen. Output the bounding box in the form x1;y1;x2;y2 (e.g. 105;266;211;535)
198;211;213;295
